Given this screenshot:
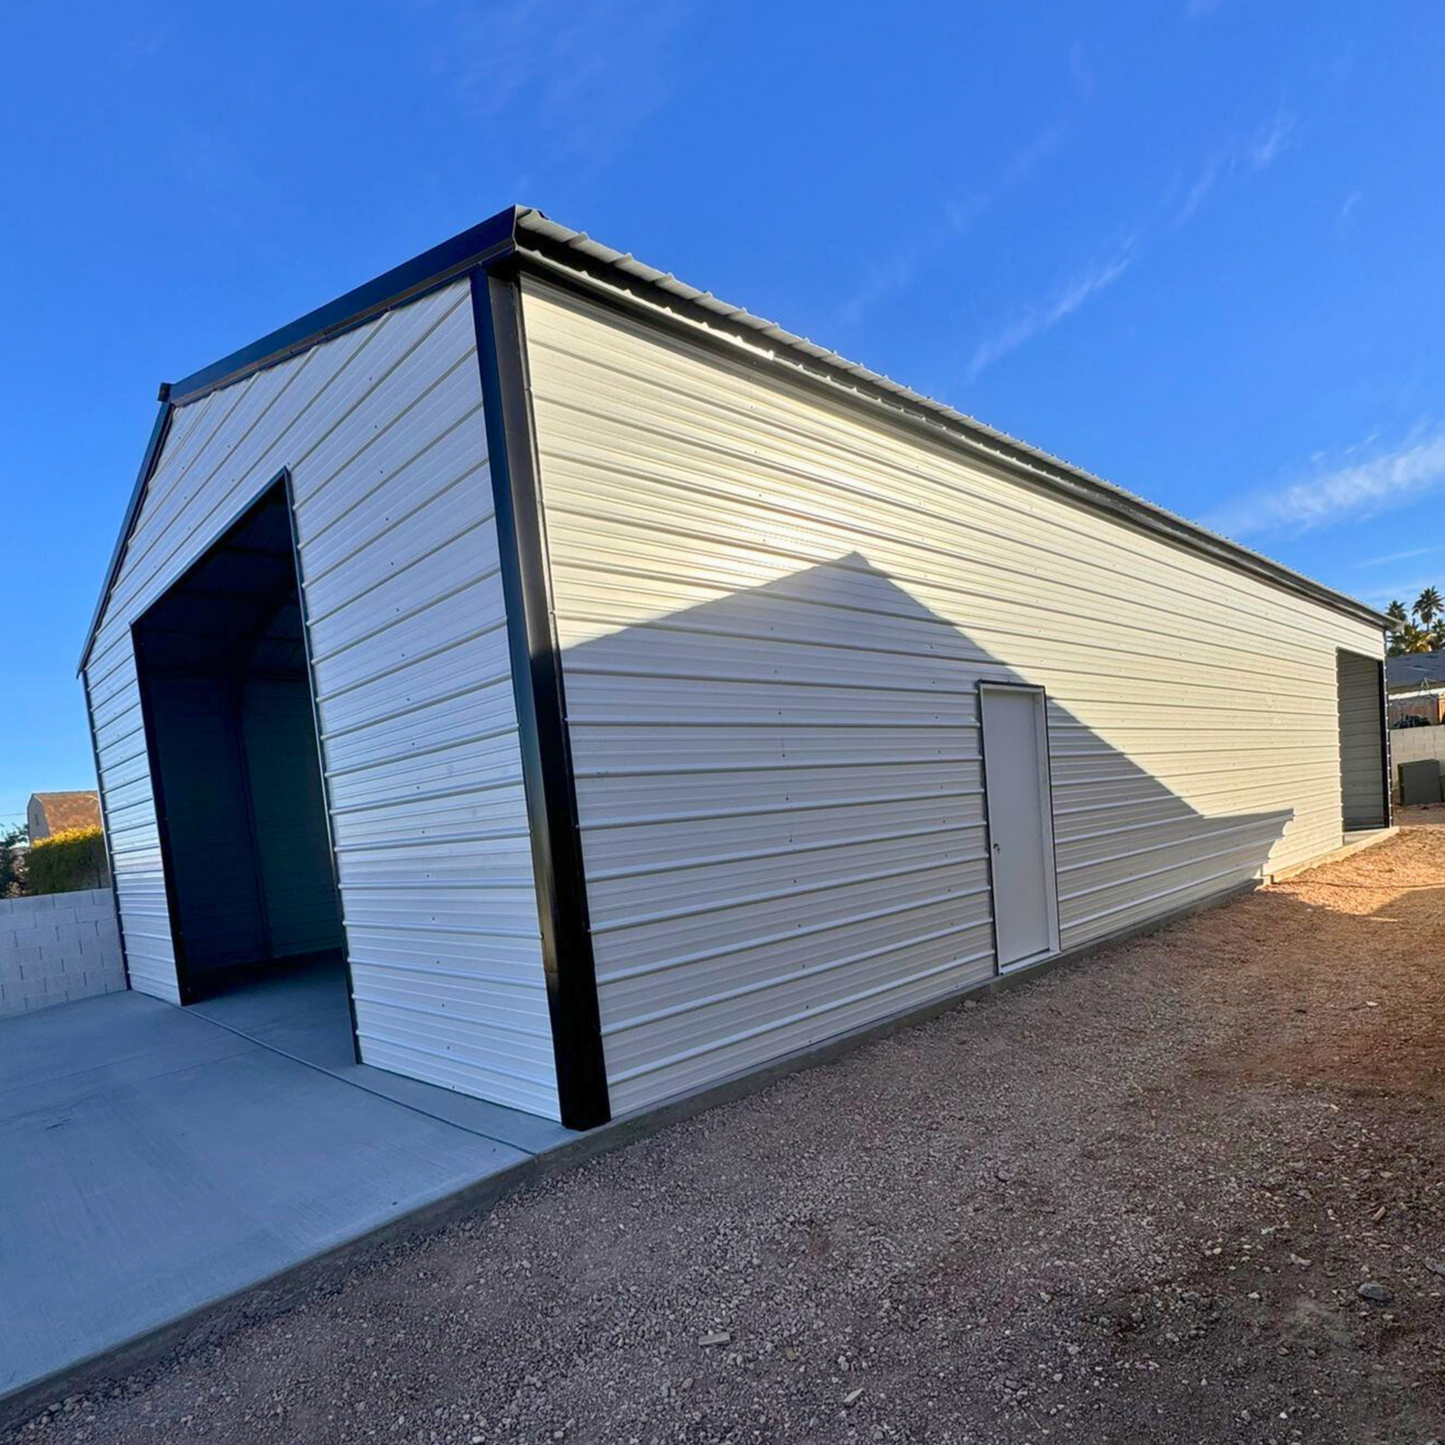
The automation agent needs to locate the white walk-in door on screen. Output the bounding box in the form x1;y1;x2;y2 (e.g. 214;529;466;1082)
980;684;1059;969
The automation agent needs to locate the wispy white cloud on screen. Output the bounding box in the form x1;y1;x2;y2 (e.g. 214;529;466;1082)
108;27;167;71
1249;110;1297;170
1170;109;1297;227
961;104;1299;382
169;133;266;201
1000;126;1063;187
1358;574;1444;608
439;0;690;165
167;131;281;250
1205;431;1445;539
831;126;1062;329
1174;154;1224;225
835;254;929;329
1337;189;1363;231
1351;545;1435;570
964;242;1135;381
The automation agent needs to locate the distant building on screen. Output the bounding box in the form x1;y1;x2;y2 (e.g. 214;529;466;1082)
26;791;102;841
1386;650;1445;726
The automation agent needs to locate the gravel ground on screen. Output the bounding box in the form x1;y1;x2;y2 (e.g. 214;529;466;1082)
10;829;1445;1445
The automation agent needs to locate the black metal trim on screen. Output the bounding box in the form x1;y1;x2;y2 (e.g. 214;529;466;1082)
1376;654;1393;827
471;263;611;1130
277;468;364;1062
79;398;173;674
129;620;197;1005
169;208;522;406
975;679;1060;975
82;687;130;991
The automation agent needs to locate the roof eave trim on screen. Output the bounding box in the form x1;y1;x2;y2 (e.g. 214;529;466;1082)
78;398;173;676
167;205;525;406
78;206;530;673
509;220;1390;634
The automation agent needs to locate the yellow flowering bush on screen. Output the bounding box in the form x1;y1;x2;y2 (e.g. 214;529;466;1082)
26;826;109;895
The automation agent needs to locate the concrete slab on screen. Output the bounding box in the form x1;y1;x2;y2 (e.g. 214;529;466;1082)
0;970;572;1407
188;956;356;1070
190;958;571;1154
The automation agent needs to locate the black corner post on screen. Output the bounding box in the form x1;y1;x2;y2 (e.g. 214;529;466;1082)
470;263;611;1130
1378;654;1393;828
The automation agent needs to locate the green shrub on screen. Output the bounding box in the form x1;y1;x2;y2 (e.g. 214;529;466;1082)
26;826;109;895
0;824;25;897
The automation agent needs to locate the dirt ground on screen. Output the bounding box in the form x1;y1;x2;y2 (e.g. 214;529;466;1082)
9;829;1445;1445
1399;804;1445;828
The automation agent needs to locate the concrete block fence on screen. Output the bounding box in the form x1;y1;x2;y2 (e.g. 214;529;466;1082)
1389;724;1445;801
0;889;125;1019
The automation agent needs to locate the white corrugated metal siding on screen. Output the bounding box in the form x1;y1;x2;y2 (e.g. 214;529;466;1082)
1337;651;1386;829
519;275;1384;1116
84;280;560;1118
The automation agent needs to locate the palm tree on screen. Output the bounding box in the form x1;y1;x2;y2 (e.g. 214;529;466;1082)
1414;587;1443;629
1386;600;1411;656
1401;622;1433;653
1387;614;1435;656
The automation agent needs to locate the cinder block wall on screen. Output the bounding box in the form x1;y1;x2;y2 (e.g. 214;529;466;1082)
1391;725;1445;767
0;889;126;1019
1389;725;1445;801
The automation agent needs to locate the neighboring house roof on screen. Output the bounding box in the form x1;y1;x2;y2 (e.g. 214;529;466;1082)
1387;649;1445;691
78;205;1392;672
27;791;101;841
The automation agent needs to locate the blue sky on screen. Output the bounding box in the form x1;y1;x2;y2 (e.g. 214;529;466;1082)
3;1;1443;826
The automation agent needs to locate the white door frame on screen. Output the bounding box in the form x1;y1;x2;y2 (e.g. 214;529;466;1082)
977;680;1061;974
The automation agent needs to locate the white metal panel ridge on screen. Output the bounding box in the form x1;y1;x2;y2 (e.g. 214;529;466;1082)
83;279;560;1118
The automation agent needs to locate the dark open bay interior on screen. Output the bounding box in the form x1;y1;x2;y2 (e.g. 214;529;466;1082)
131;480;347;1009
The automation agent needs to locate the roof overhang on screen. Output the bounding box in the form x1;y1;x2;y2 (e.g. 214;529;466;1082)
79;203;1390;674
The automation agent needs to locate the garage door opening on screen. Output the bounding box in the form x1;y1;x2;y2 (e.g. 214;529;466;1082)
1336;649;1389;834
132;478;353;1051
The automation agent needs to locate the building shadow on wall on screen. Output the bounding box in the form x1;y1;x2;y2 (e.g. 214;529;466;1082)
559;549;1298;971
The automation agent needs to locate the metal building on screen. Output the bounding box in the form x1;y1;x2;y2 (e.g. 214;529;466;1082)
81;206;1391;1129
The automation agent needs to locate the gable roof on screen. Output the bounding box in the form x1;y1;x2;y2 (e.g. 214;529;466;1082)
28;791;101;837
79;204;1390;673
1387;649;1445;690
